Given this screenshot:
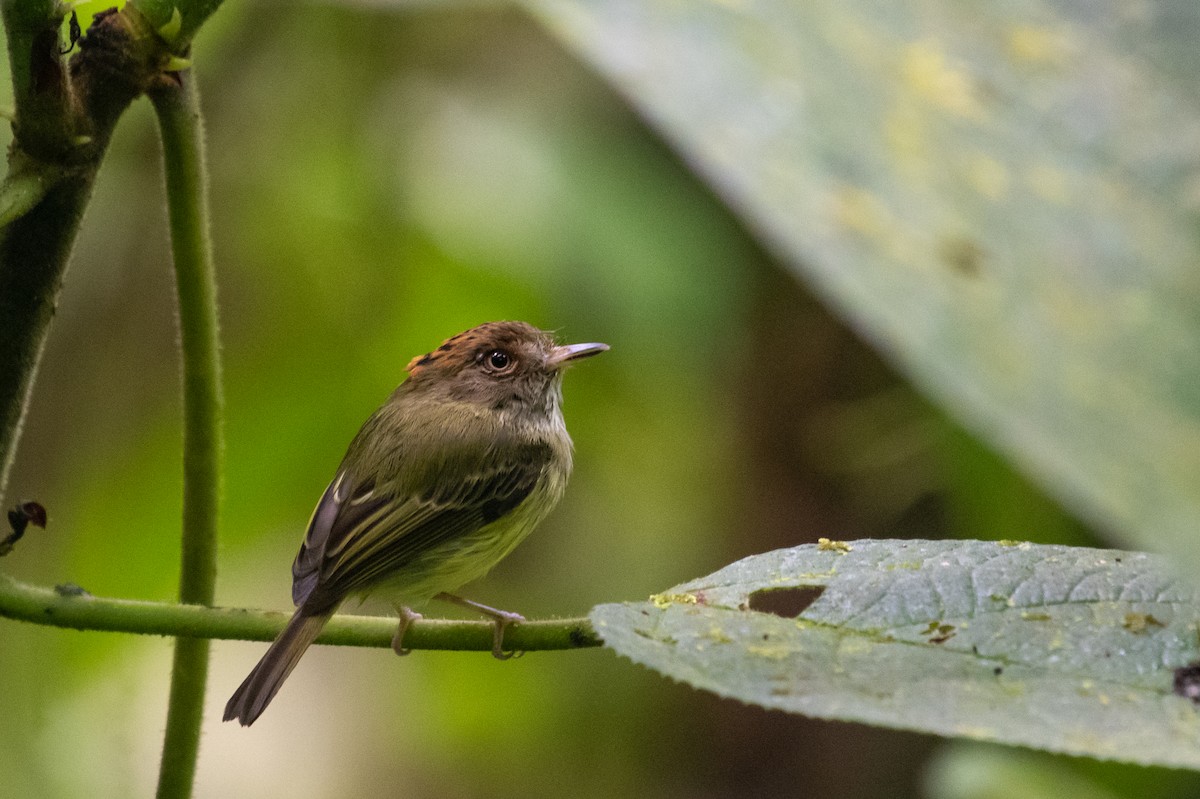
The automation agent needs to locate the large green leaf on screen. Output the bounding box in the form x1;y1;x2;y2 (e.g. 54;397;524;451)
526;0;1200;562
591;540;1200;768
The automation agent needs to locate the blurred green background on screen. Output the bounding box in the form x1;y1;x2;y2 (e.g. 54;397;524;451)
0;3;1196;798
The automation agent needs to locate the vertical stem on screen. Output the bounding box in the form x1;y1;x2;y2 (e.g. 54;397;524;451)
0;0;97;500
149;70;223;799
0;0;150;503
0;169;99;498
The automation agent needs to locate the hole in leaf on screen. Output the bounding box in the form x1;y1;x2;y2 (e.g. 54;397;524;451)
1174;662;1200;704
748;586;825;618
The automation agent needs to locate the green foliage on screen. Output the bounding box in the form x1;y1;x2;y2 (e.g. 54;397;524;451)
1;0;1197;797
594;540;1200;768
527;0;1200;568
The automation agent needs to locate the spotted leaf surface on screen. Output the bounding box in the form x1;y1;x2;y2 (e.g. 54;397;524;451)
526;0;1200;565
591;540;1200;767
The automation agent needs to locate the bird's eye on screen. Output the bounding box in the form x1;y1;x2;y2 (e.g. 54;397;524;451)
484;349;513;372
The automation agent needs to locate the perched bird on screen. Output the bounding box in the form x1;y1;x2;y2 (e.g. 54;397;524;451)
224;321;607;726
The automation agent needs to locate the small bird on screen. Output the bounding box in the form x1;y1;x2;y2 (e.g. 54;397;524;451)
224;321;607;726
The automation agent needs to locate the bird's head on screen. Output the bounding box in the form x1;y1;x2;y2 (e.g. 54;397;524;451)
403;321;607;415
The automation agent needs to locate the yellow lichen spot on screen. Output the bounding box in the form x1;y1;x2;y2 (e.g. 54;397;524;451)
966;153;1010;200
649;592;698;609
817;538;852;553
1027;164;1070;204
1122;612;1164;633
901;40;984;120
706;626;733;644
1000;680;1026;698
1007;25;1066;67
998;539;1022;547
833;636;872;656
832;186;892;240
925;622;956;644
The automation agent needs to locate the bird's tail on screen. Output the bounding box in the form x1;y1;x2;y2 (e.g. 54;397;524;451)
223;608;333;726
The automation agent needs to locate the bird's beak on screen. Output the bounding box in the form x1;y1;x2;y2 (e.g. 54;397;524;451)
548;342;609;369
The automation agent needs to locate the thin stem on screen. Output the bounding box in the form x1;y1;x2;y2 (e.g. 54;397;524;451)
0;573;603;650
0;4;147;502
0;1;89;499
151;69;222;610
1;0;75;158
149;72;223;799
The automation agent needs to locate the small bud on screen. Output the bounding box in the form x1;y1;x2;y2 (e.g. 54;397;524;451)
0;500;47;557
164;55;192;73
157;7;183;44
17;501;47;529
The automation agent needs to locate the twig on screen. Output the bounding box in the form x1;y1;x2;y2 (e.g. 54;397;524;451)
149;67;223;799
0;572;603;650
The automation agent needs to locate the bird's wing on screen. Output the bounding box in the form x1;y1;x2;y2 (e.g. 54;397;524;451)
291;441;553;611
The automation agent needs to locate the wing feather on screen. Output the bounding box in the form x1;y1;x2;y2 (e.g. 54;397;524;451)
292;441;553;611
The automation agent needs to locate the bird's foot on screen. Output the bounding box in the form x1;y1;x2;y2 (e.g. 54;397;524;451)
434;593;526;659
391;606;424;656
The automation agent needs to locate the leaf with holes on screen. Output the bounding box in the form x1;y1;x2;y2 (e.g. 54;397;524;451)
590;539;1200;768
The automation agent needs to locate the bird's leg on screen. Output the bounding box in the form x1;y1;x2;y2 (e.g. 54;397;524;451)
391;606;423;656
434;593;525;660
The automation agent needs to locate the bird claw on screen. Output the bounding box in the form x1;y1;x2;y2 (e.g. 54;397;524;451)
489;610;526;660
433;593;525;660
391;607;423;656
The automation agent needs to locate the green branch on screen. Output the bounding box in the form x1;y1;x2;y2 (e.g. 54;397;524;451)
148;72;223;799
0;0;93;499
151;70;223;615
0;6;157;501
1;0;77;159
0;573;603;650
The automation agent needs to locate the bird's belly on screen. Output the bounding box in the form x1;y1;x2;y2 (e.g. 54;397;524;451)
367;472;565;606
